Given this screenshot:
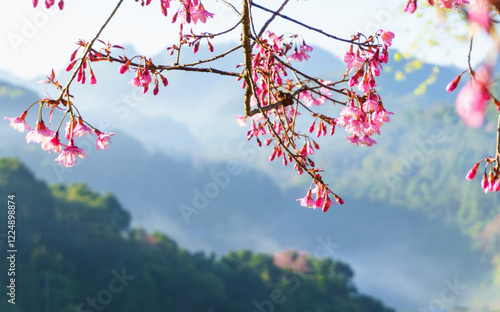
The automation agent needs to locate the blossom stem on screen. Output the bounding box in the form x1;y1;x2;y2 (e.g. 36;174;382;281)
256;0;290;39
36;102;43;123
467;33;475;78
55;110;69;133
56;0;124;102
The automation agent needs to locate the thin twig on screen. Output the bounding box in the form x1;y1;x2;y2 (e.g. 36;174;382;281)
102;54;243;77
216;0;241;16
467;34;475;77
177;44;243;67
257;0;290;39
252;2;378;47
56;0;124;101
191;20;242;39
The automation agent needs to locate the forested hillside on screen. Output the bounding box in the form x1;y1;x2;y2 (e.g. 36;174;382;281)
0;158;394;312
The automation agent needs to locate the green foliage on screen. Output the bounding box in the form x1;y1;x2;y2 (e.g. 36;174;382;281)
0;158;394;312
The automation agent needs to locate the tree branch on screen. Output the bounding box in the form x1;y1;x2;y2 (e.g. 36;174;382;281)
252;2;378;47
242;0;254;116
257;0;290;39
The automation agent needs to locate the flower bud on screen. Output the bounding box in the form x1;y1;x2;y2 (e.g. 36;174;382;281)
466;162;480;180
446;74;461;92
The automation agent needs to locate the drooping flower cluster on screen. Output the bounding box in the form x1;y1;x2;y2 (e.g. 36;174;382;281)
5;103;114;167
234;29;395;210
466;157;500;193
336;93;392;147
139;0;214;24
337;30;394;146
297;182;344;212
120;57;168;95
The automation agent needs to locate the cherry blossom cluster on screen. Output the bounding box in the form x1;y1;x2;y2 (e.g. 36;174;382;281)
4;39;119;167
237;32;344;210
466;157;500;193
11;0;213;170
32;0;215;25
119;56;169;95
140;0;214;24
297;182;344;212
338;30;395;147
234;30;395;210
4;104;114;167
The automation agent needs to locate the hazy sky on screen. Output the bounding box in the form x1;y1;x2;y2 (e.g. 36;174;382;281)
0;0;492;81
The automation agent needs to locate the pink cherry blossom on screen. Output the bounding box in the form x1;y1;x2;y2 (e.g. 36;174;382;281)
468;0;491;32
492;179;500;192
343;52;364;70
26;120;55;144
54;140;87;167
455;66;491;128
362;99;379;113
5;111;31;132
380;31;395;47
160;0;173;16
297;189;315;207
345;135;360;145
95;130;116;150
74;118;93;137
235;115;248;127
288;44;313;62
191;4;214;24
41;133;65;153
404;0;417;13
360;135;377;147
140;69;152;86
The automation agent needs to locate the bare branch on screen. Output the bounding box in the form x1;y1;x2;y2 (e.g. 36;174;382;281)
216;0;241;16
252;2;378;47
257;0;290;39
175;44;243;67
56;0;125;101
